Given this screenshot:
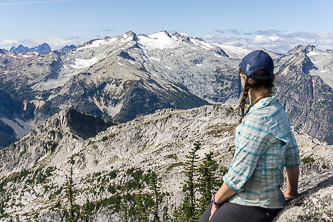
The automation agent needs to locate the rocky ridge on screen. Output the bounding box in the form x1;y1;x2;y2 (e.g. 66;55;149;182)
0;105;332;221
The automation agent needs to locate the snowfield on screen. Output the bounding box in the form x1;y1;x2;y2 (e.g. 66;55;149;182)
69;57;98;69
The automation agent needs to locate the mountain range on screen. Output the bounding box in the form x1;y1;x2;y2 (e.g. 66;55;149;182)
0;31;333;148
1;43;77;55
0;30;333;221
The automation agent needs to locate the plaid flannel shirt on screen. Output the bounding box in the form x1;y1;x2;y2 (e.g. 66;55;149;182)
223;96;300;208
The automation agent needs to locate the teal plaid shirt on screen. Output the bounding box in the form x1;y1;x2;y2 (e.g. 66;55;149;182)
223;96;300;208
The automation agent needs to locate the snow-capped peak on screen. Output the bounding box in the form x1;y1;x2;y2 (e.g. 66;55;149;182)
137;31;180;51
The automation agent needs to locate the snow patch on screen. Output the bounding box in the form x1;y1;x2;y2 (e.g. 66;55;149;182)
196;64;203;67
69;58;98;69
190;38;214;50
108;102;124;117
321;70;328;73
307;52;319;56
127;60;135;64
117;62;123;66
82;38;117;49
213;44;251;59
137;32;179;50
149;57;161;62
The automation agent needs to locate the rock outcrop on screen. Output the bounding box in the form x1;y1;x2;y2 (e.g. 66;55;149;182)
275;171;333;221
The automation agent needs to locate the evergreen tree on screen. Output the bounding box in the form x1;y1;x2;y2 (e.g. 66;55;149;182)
183;141;201;221
65;166;77;222
149;171;162;222
134;191;148;222
197;152;220;215
65;156;78;222
172;141;201;222
171;193;191;222
81;199;91;222
119;194;129;222
0;199;4;215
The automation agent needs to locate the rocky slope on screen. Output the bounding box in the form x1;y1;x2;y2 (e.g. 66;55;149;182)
0;104;332;221
0;51;37;73
275;45;333;144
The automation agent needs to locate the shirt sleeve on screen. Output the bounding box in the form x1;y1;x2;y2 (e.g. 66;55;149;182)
223;117;274;193
284;133;300;167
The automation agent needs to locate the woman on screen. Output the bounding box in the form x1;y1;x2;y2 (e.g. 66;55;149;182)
200;50;300;222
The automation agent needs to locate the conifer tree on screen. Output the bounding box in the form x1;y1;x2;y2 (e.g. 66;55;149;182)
81;199;91;222
172;141;201;222
120;194;129;222
149;171;162;222
183;141;201;221
0;199;5;215
197;152;219;214
65;166;77;222
134;191;148;222
171;193;190;222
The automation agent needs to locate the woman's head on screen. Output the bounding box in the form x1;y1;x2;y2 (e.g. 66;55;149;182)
237;50;275;122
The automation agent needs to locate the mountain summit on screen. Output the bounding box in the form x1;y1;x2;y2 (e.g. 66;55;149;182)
9;43;52;55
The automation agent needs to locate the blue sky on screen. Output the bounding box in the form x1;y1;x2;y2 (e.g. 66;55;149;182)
1;0;333;53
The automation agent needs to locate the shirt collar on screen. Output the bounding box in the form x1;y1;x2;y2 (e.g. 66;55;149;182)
247;96;276;114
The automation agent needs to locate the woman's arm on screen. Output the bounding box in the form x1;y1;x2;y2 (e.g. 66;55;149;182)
210;182;236;220
283;165;299;199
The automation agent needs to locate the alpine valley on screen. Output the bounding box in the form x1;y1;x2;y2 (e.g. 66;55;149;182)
0;31;333;221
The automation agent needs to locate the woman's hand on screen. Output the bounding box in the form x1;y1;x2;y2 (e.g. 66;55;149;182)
283;190;298;199
209;204;220;221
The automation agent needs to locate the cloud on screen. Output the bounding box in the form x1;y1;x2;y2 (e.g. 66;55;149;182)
253;35;272;44
214;30;225;34
0;0;74;6
227;29;242;35
205;30;333;53
105;28;115;32
205;34;247;47
256;30;283;35
0;39;19;50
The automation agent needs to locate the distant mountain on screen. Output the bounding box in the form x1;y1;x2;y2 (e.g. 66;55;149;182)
34;43;52;54
58;44;77;52
10;44;30;53
9;43;52;55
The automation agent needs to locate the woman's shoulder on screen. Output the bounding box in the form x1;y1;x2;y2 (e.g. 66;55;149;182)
247;99;291;131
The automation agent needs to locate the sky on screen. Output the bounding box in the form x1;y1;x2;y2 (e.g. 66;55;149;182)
0;0;333;53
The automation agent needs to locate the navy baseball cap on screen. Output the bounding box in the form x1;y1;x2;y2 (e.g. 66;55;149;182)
240;50;274;80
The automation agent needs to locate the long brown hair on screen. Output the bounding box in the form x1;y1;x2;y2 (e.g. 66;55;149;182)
237;69;274;123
